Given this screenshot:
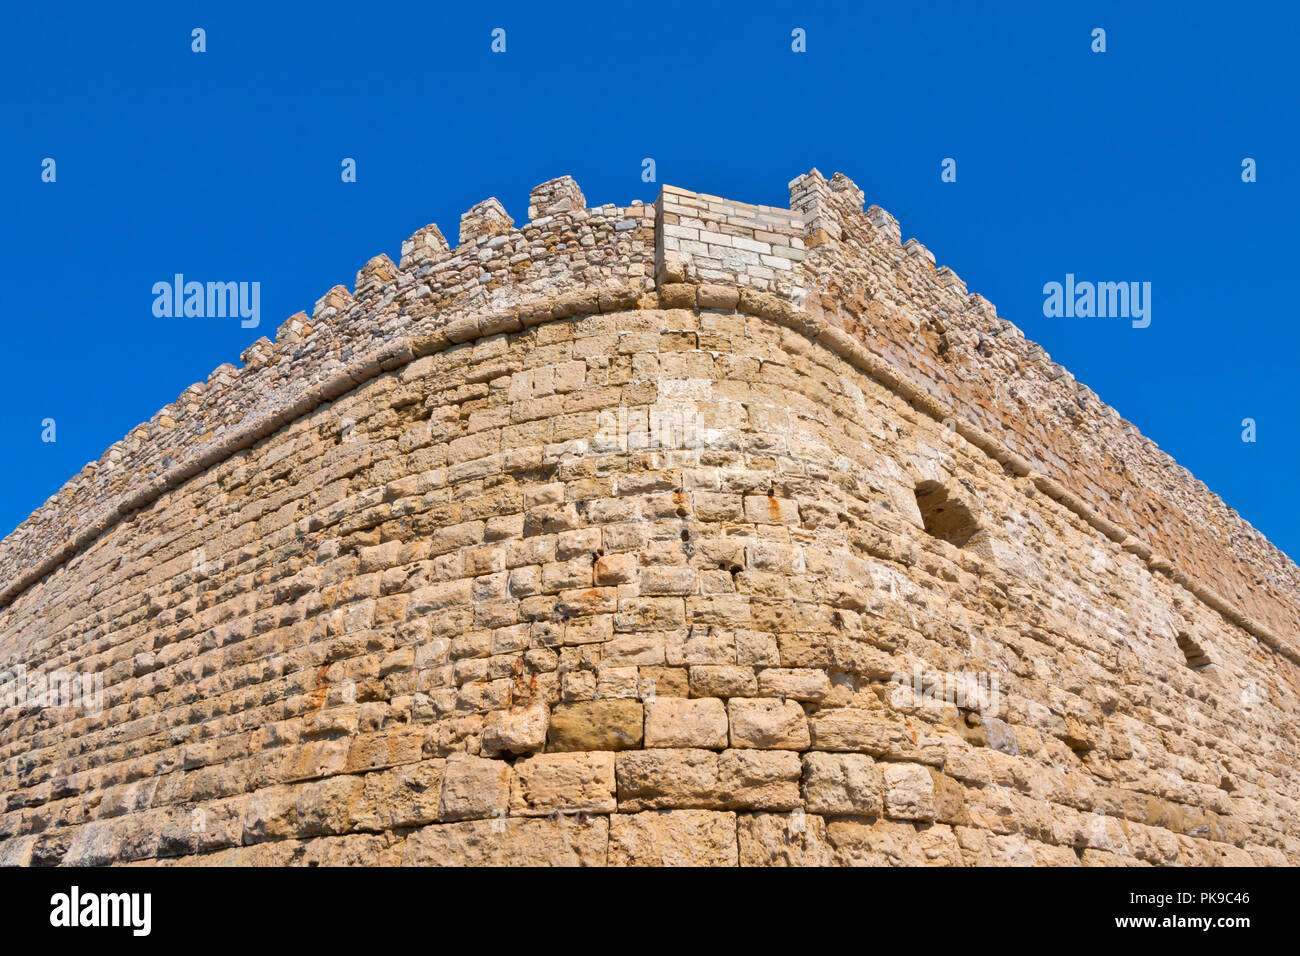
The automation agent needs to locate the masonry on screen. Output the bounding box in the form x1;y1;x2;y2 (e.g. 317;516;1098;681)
0;171;1297;866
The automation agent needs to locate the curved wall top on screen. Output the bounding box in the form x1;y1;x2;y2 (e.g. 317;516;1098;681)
1;171;1296;657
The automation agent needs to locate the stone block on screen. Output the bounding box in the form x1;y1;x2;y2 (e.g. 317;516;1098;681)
727;698;810;750
608;810;738;866
437;754;511;822
510;752;616;816
644;697;728;749
547;700;644;752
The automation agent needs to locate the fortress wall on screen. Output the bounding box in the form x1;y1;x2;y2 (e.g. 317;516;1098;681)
0;300;1297;865
1;173;1298;866
786;171;1300;646
0;181;658;611
654;173;1300;648
3;173;1295;654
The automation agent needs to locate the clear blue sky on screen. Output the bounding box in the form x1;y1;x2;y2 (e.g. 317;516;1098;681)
3;2;1297;560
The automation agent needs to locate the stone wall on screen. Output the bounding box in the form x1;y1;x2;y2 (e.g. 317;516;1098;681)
1;174;1297;866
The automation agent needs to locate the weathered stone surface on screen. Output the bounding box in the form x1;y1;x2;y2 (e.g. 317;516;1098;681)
809;709;914;757
827;818;927;866
757;668;831;701
481;704;549;757
615;749;720;811
801;752;882;816
402;816;609;866
737;812;831;866
547;700;644;752
438;755;511;822
717;750;803;810
607;810;738;866
0;173;1295;869
613;747;802;813
644;697;728;749
356;760;446;830
916;824;965;866
0;837;33;868
689;665;758;697
882;763;936;822
727;698;810;750
510;752;616;816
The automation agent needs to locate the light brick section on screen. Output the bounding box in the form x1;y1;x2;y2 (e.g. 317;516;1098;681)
0;172;1296;867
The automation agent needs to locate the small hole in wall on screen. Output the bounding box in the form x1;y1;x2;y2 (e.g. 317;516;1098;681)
914;480;980;547
1176;631;1212;669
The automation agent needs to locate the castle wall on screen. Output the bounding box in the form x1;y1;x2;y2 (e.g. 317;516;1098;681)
1;174;1297;866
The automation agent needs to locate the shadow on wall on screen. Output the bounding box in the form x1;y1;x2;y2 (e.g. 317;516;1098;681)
914;480;981;548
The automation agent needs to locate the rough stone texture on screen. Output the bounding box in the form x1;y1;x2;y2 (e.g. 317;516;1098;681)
437;755;510;822
608;810;738;866
547;700;644;752
882;763;936;822
1;172;1298;866
510;752;615;816
644;697;728;749
727;698;811;750
802;752;882;816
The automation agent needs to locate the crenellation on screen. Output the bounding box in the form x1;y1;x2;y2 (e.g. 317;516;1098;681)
965;293;997;324
458;198;514;247
398;224;450;272
527;176;586;221
274;311;311;346
788;168;839;248
903;238;936;268
935;266;966;296
866;205;902;246
2;172;1298;868
240;337;275;370
828;171;865;211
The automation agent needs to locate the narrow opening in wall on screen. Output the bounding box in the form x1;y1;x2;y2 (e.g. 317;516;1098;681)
914;480;980;547
1176;631;1212;669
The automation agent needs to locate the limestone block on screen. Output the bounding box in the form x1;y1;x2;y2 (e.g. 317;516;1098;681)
689;665;758;697
644;697;728;749
355;760;447;830
827;818;927;866
882;763;936;822
594;553;636;585
637;666;689;699
481;704;549;757
801;752;882;816
608;810;738;866
727;698;810;750
616;749;719;811
437;755;511;822
756;668;831;702
809;708;914;757
737;812;831;866
716;750;802;810
402;816;608;866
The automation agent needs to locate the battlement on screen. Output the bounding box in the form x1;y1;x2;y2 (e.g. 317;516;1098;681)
4;171;1300;868
2;171;1297;662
